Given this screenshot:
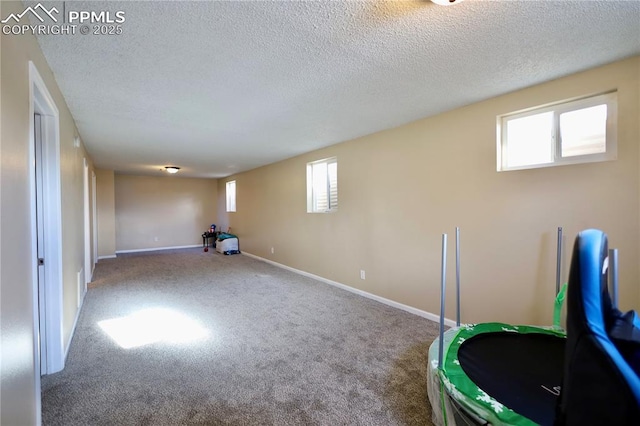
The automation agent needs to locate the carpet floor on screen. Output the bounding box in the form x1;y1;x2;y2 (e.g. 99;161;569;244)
42;248;438;425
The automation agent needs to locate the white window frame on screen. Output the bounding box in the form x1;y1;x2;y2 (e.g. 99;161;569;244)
497;92;617;172
226;180;236;212
306;157;338;213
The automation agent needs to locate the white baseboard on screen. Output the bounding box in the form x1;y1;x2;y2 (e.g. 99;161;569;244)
98;254;117;260
242;252;456;328
116;244;201;254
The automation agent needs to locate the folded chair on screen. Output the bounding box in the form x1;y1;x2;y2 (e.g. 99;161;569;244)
557;229;640;425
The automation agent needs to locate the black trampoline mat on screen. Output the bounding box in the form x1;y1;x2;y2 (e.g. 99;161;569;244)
458;332;565;426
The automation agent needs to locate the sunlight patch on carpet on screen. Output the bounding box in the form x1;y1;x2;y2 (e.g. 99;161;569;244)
98;307;209;349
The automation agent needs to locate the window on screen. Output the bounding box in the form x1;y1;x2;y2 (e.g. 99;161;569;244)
497;92;617;171
226;180;236;212
307;157;337;213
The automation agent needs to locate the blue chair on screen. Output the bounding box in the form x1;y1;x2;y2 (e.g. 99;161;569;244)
557;229;640;425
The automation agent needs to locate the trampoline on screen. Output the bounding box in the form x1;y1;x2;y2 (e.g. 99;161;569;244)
427;228;640;425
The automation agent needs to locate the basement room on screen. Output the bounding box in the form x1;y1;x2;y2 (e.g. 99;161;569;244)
2;0;640;425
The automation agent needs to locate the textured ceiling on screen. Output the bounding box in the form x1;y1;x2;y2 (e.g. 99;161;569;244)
28;0;640;178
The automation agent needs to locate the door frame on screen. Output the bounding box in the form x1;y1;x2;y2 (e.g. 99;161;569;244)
83;157;91;289
29;62;64;388
92;170;98;273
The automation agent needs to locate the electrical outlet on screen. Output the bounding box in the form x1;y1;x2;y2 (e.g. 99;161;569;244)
360;270;366;280
154;236;159;242
271;247;274;254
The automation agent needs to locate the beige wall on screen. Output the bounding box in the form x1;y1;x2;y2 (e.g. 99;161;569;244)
1;1;95;423
96;169;117;258
219;57;640;326
115;174;218;251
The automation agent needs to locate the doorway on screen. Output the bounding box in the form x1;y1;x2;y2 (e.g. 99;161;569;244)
92;170;98;274
84;157;91;292
29;61;64;381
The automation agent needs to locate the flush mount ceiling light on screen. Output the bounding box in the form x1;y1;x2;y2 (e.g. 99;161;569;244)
432;0;464;5
164;166;180;174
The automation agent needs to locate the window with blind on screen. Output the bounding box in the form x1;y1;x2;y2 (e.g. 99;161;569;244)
226;180;236;212
497;92;617;171
306;157;337;213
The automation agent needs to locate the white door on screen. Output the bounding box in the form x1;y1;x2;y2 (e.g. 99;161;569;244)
34;113;47;375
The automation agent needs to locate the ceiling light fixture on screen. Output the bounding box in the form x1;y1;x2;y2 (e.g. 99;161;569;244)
164;166;180;174
431;0;464;5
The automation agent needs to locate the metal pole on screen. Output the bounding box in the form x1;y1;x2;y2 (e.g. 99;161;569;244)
556;227;563;295
455;227;461;327
609;248;619;308
438;233;447;370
